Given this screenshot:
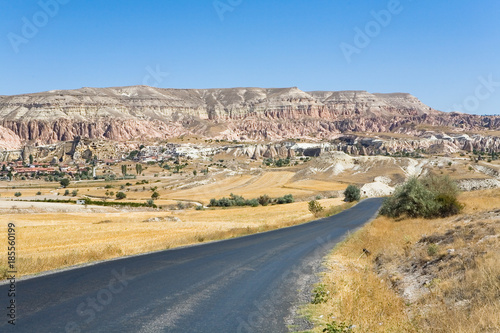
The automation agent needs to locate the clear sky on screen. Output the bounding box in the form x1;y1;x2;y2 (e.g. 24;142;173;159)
1;0;499;115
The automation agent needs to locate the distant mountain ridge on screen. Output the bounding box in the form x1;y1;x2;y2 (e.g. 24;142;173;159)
0;86;498;147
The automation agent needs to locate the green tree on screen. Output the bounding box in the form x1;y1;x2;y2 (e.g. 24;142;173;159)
115;192;126;200
151;191;160;200
60;178;70;188
344;185;361;202
135;163;143;175
29;154;34;165
121;164;127;176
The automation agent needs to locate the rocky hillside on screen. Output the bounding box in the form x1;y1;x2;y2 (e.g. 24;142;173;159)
0;86;499;146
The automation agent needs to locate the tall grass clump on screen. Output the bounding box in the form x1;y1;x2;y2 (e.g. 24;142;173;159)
380;175;463;219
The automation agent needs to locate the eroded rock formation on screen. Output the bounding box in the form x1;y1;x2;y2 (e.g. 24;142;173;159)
0;86;498;147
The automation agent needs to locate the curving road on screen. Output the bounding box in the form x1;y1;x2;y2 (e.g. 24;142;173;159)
0;198;383;333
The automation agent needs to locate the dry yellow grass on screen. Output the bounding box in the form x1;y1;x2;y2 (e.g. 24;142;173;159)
459;187;500;213
307;189;500;333
164;172;328;203
58;171;344;204
305;216;421;332
284;179;347;192
0;198;343;279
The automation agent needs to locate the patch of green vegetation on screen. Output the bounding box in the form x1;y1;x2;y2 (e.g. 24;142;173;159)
343;185;360;202
380;175;463;219
209;193;294;207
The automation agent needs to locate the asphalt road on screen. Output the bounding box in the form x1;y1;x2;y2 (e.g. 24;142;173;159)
1;198;383;333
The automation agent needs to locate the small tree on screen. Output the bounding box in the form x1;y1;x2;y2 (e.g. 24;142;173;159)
14;192;22;197
151;191;160;200
60;178;70;188
116;192;126;200
308;200;324;217
344;185;361;202
121;165;127;176
135;164;142;175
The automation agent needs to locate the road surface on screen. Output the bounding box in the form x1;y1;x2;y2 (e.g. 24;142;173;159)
0;198;383;333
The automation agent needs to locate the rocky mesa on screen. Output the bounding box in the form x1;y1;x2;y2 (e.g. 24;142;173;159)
0;86;499;146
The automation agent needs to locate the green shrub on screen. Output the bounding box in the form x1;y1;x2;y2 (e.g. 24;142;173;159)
208;193;293;208
311;284;329;304
308;200;324;217
435;193;463;217
246;198;259;207
276;194;294;204
344;184;360;202
229;193;246;206
115;192;126;200
323;321;353;333
427;243;439;256
14;192;22;197
258;194;271;206
380;176;462;219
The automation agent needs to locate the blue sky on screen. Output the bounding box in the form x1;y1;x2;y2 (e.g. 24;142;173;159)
1;0;500;115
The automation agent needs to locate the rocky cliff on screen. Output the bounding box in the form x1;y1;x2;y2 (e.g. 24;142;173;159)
0;86;498;146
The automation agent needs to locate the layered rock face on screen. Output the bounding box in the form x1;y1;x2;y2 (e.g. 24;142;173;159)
0;125;22;149
0;86;498;146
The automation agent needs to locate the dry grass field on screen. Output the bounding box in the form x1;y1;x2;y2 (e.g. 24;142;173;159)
306;189;500;333
0;170;347;205
166;171;346;203
0;198;344;279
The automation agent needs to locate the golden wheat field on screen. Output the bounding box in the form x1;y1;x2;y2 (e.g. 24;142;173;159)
163;171;346;203
0;171;347;205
